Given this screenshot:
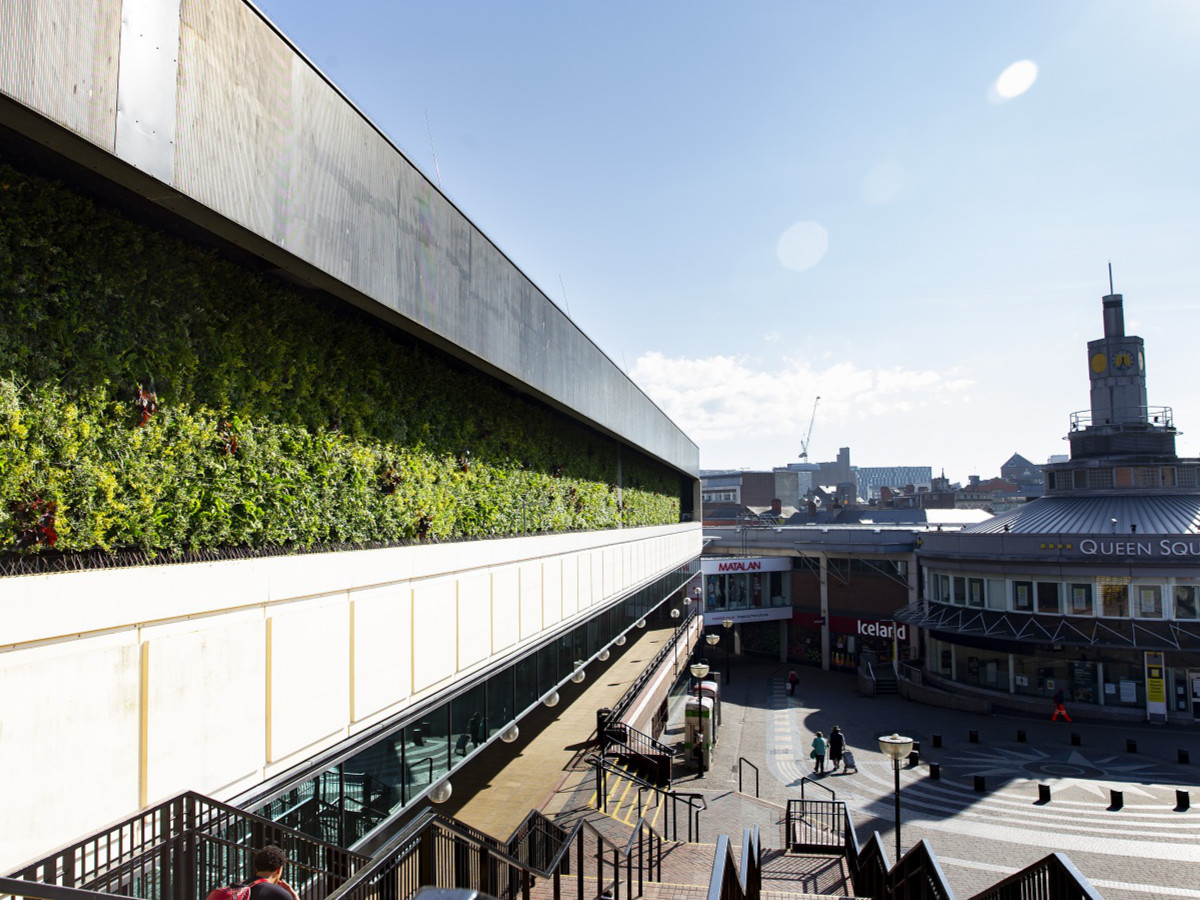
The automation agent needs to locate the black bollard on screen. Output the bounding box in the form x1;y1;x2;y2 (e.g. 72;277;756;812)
1180;749;1191;765
1071;732;1081;746
932;733;943;748
1110;789;1124;811
974;775;986;792
1126;739;1137;754
929;763;941;780
908;750;920;767
969;730;979;743
1017;729;1026;743
1037;784;1051;804
912;741;922;753
1177;790;1190;812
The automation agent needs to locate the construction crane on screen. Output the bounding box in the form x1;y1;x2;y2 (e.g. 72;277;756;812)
799;396;820;461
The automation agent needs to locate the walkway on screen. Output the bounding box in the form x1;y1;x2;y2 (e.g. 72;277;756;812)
440;623;682;837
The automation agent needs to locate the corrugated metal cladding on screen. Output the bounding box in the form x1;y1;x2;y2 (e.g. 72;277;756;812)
0;0;698;477
972;495;1200;535
0;0;121;149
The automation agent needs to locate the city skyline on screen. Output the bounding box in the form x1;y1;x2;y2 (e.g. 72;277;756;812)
253;1;1200;482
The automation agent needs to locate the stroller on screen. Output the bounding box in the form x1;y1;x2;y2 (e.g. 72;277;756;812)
840;750;858;774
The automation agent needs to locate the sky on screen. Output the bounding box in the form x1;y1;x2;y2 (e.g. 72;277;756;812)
251;1;1200;483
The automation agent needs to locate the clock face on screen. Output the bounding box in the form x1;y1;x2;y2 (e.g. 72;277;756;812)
1091;353;1107;374
1139;350;1145;371
1112;350;1134;371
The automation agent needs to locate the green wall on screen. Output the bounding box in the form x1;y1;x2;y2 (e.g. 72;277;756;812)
0;158;680;557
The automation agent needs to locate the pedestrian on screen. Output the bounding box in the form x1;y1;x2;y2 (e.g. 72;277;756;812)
810;731;827;774
828;725;845;772
1051;688;1072;722
243;846;300;900
787;669;799;696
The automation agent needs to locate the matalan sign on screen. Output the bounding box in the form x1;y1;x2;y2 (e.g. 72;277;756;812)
703;557;791;574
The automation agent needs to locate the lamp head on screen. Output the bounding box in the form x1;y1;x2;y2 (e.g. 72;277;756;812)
878;733;914;760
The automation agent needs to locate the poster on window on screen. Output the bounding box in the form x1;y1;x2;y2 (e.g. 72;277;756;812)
1144;651;1167;722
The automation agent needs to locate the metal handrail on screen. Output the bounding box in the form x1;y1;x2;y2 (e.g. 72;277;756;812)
0;878;125;900
966;851;1104;900
589;753;705;842
737;758;759;798
9;791;368;900
607;608;696;724
704;826;761;900
799;776;835;800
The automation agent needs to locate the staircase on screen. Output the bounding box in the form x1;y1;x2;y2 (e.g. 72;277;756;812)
868;664;898;696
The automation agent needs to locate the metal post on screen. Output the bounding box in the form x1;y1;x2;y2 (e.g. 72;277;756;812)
893;757;902;863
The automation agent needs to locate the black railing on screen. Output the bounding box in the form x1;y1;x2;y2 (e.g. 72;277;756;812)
603;723;675;786
607;609;696;725
504;809;568;874
798;776;835;801
967;852;1105;900
736;759;759;798
323;802;663;900
784;799;844;853
0;878;127;900
705;827;761;900
589;754;705;843
8;792;367;900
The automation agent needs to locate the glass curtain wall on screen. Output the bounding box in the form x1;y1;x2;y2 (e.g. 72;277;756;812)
249;562;695;847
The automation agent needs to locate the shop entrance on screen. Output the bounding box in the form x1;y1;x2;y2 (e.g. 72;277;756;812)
1190;669;1200;718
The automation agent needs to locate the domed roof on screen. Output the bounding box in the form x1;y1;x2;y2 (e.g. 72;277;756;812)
967;494;1200;535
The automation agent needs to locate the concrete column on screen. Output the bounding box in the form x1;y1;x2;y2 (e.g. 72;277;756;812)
779;620;787;662
1008;654;1015;693
1097;662;1106;706
906;555;920;658
820;553;830;671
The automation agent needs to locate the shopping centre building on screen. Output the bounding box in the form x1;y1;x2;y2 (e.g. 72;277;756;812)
900;289;1200;722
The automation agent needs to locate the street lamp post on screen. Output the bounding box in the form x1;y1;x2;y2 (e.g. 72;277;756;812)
723;618;734;684
878;733;914;863
706;631;720;680
689;661;711;775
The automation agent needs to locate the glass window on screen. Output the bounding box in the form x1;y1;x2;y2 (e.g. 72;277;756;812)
1013;581;1033;611
1101;583;1129;617
488;665;515;739
1173;584;1199;619
451;683;489;765
986;579;1006;610
1068;584;1093;616
967;577;985;608
953;576;966;606
1036;581;1061;614
1135;585;1163;618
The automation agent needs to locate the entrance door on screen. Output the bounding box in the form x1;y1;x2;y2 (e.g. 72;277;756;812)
1191;670;1200;718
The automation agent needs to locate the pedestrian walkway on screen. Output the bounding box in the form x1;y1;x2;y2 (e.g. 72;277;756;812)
440;647;1200;899
440;623;680;837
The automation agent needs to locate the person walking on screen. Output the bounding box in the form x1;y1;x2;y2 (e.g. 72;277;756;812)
787;670;799;696
1051;687;1072;722
810;731;828;774
828;725;846;772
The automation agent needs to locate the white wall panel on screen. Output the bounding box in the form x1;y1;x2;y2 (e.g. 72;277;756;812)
561;556;579;619
491;567;520;653
143;612;265;801
456;572;492;671
519;563;542;639
268;599;349;763
411;578;457;691
0;635;140;873
542;558;563;627
351;584;412;722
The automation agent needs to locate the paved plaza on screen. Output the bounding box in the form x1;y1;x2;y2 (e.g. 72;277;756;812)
681;661;1200;900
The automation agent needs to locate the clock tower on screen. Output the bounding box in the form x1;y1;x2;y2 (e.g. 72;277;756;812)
1068;287;1175;459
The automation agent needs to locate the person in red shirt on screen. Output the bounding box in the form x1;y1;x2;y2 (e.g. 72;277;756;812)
241;846;300;900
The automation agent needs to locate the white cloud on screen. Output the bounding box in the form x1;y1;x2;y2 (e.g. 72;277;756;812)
631;351;974;444
989;59;1038;103
776;221;829;272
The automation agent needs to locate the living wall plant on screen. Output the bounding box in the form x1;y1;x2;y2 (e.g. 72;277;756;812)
0;157;680;558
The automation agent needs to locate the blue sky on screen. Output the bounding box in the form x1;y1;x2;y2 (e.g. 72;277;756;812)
252;1;1200;481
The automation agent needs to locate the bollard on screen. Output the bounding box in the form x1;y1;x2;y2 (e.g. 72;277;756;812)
969;730;979;743
1180;749;1191;765
932;733;943;748
1017;729;1026;743
1071;732;1081;746
974;775;986;792
1126;739;1137;754
912;741;922;753
929;763;941;780
1110;789;1124;811
1037;784;1051;804
908;750;920;767
1177;790;1190;812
